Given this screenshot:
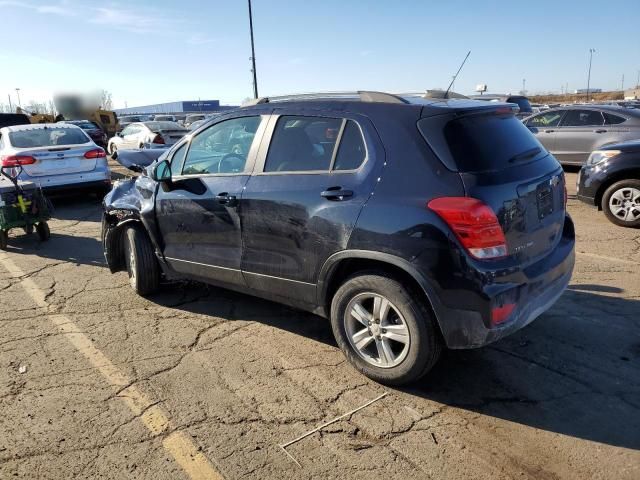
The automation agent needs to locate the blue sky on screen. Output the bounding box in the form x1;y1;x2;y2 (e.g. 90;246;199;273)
0;0;638;108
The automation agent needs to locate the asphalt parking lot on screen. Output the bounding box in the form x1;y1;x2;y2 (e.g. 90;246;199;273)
1;167;639;480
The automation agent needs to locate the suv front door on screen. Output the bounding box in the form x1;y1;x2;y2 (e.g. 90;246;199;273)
240;111;384;304
555;109;606;165
155;115;268;286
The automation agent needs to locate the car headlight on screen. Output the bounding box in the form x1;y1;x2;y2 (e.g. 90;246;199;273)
586;150;620;166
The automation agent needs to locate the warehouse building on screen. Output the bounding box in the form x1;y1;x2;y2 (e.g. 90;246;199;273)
114;100;238;115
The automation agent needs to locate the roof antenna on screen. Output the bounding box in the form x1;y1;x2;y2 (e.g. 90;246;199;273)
444;50;471;99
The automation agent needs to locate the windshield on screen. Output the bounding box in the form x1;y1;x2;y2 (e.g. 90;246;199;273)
154;116;174;121
9;127;90;148
72;122;100;130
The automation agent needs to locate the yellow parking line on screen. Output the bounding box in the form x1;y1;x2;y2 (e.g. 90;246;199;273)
0;254;224;480
576;251;640;266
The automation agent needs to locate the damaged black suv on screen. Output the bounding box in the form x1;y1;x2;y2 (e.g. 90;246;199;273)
102;91;575;385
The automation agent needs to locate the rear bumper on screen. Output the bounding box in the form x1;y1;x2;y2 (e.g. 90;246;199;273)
435;215;575;349
18;168;111;191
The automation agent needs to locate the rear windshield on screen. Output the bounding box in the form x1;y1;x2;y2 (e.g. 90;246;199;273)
419;112;547;173
9;128;90;148
507;97;532;113
144;121;184;131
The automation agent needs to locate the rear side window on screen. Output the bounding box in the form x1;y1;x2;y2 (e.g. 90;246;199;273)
561;109;604;127
9;128;90;148
603;112;626;125
419;112;547;173
526;111;564;127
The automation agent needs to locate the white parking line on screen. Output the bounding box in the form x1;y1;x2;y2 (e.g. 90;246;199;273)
0;254;224;480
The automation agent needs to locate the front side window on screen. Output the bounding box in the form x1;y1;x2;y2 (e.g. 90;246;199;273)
181;116;261;175
170;142;188;175
265;116;342;172
561;109;604;127
526;111;564;127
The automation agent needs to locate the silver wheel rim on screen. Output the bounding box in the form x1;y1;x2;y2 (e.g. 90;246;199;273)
128;243;136;287
344;293;410;368
609;187;640;222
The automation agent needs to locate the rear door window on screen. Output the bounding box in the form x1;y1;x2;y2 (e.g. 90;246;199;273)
560;109;605;127
603;112;626;125
419;112;547;173
333;120;367;171
264;116;342;172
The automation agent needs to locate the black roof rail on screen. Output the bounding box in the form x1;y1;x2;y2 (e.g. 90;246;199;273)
241;91;410;107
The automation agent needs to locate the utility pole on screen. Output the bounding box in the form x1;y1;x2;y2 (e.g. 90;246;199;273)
621;74;624;92
522;78;526;95
7;94;13;111
247;0;259;99
15;88;21;108
586;48;595;102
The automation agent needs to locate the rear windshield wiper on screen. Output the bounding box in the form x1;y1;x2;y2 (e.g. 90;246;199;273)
508;147;541;163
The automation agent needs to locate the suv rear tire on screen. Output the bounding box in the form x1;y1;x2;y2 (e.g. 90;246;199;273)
123;225;160;295
602;179;640;228
330;273;442;385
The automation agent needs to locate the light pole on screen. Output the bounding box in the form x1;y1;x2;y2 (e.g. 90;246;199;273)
15;88;21;108
247;0;259;99
586;48;595;102
522;78;526;95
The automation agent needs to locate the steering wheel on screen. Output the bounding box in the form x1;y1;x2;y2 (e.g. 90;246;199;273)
218;154;245;174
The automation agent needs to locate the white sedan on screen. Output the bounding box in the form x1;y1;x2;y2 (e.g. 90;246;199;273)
108;121;188;154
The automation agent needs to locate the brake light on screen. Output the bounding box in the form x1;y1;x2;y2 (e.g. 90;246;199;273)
1;155;36;167
84;148;106;159
491;303;515;326
152;134;165;144
428;197;507;259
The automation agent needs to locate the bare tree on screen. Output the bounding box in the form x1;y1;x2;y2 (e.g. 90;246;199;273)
100;90;113;110
0;102;12;113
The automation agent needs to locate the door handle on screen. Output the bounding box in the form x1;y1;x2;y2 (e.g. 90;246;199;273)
544;129;555;133
321;187;353;200
215;192;237;206
593;129;607;133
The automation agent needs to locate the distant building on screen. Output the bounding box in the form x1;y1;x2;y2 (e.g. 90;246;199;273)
573;88;602;94
114;100;238;115
624;88;640;100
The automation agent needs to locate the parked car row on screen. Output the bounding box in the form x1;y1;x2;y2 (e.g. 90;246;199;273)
108;121;188;154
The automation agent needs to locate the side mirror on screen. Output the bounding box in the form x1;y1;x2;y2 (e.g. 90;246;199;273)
151;160;171;182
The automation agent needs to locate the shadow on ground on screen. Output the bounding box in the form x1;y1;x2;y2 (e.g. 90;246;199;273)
154;282;640;451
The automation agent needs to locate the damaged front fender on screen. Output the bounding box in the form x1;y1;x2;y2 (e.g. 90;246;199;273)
102;175;163;272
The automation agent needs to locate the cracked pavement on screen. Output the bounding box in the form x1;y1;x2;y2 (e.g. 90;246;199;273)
0;170;639;479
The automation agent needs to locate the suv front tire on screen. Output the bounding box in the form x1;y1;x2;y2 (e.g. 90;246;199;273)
124;225;160;295
330;273;442;385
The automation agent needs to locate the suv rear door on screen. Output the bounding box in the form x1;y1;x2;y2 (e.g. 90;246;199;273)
524;110;566;156
240;110;383;304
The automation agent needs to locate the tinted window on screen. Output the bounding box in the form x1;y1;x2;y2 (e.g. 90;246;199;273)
561;109;604;127
144;121;184;131
265;116;342;172
426;112;546;173
527;111;564;127
333;120;366;170
9;128;90;148
182;116;260;175
603;112;626;125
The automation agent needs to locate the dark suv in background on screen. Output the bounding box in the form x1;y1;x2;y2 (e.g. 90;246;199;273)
102;91;575;385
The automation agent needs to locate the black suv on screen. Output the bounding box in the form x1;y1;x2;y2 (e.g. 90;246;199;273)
102;91;575;385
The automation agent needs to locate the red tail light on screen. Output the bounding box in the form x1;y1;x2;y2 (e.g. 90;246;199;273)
491;303;516;326
84;148;106;159
152;134;165;144
1;155;36;167
428;197;507;260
